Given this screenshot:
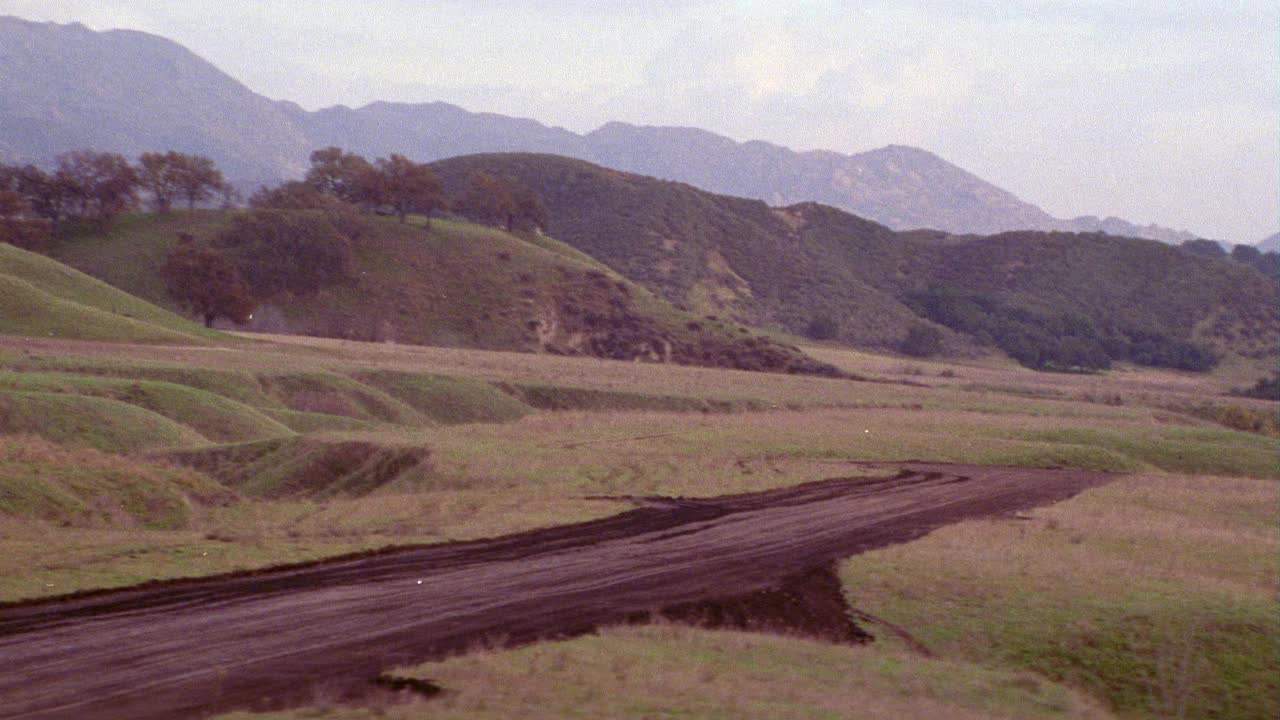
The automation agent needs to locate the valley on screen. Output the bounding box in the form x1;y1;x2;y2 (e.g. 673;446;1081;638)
0;11;1276;719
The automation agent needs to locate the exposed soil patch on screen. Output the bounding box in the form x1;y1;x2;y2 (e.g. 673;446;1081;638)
0;463;1112;720
166;437;432;498
655;563;873;644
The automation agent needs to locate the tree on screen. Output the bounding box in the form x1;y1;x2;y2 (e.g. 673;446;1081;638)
0;187;51;250
0;190;26;219
453;172;516;229
138;151;183;212
373;154;443;223
512;183;549;232
55;150;139;230
162;234;255;327
174;154;226;210
1180;238;1227;259
11;164;75;230
453;172;548;232
305;147;375;205
139;151;228;212
249;181;339;211
215;209;355;296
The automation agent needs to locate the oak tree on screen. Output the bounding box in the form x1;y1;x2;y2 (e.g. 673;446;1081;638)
373;154;443;223
162;234;255;327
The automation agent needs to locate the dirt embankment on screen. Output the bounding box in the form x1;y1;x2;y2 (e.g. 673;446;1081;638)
0;463;1112;720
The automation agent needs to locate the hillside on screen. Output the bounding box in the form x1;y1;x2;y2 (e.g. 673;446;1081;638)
0;15;1204;242
0;242;223;345
40;211;843;377
430;154;1280;366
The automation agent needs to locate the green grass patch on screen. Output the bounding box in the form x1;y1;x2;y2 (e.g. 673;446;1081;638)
0;371;293;444
45;210;232;312
0;241;220;343
0;436;233;530
257;408;384;433
353;370;532;424
498;381;763;413
0;390;209;452
1018;426;1280;479
257;372;429;426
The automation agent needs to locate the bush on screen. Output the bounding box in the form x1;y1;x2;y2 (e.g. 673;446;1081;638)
215;209;355;296
907;287;1215;373
804;314;840;341
900;324;943;357
1232;374;1280;402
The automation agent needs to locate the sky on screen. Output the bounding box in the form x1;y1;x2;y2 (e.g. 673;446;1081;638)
3;0;1276;242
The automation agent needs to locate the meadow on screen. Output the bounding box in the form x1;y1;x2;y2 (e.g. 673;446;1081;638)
1;329;1276;719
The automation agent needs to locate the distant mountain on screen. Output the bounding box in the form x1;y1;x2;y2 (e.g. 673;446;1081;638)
0;16;309;184
0;15;1209;242
430;154;1278;365
1258;232;1280;253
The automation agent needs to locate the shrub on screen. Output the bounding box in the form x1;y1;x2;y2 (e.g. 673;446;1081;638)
805;314;840;341
215;209;355;296
900;324;943;357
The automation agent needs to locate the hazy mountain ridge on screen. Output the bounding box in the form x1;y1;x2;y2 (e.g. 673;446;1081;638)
0;17;310;183
0;15;1208;242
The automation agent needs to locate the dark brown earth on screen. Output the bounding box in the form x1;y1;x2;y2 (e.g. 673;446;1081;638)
0;463;1112;719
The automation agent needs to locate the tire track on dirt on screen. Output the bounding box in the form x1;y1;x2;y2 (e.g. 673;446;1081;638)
0;463;1111;719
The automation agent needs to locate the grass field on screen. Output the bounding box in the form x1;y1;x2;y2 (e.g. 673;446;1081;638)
1;327;1276;719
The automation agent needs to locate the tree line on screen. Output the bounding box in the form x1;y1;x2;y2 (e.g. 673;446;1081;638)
1179;238;1280;283
256;146;547;231
0;145;549;241
157;147;549;327
907;286;1220;372
0;150;232;240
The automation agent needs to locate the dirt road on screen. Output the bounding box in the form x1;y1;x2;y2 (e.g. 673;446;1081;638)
0;464;1111;719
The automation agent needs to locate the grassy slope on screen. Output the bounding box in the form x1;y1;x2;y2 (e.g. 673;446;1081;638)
0;371;293;444
41;211;841;376
0;241;221;344
840;473;1278;720
0;435;234;530
428;153;1280;358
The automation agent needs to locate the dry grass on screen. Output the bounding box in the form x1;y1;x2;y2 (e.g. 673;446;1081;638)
840;473;1280;719
215;624;1112;720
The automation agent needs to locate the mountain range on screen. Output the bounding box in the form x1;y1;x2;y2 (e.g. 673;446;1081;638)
0;15;1211;243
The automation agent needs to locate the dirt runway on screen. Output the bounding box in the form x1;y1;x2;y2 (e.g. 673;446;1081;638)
0;463;1111;719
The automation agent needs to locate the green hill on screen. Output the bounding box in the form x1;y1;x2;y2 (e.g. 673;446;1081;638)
40;210;843;377
429;154;1279;368
0;240;223;345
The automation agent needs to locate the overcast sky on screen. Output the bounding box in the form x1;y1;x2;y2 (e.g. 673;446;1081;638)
3;1;1276;242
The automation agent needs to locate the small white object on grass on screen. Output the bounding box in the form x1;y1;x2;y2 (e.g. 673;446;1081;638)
416;580;423;585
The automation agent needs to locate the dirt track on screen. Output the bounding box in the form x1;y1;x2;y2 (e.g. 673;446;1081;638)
0;463;1112;719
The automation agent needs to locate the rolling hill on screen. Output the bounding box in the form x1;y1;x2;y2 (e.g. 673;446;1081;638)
0;241;223;345
39;211;844;377
429;153;1279;366
0;15;1204;242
